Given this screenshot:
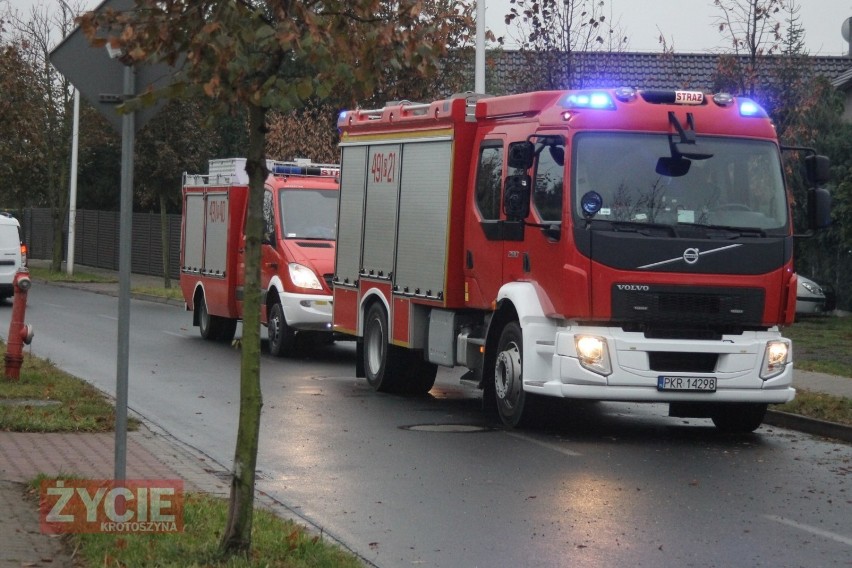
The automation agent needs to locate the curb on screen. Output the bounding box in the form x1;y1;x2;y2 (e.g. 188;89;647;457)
764;410;852;443
31;278;185;308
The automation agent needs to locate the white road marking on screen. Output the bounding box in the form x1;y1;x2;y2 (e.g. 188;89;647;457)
764;515;852;547
97;314;118;321
163;331;187;338
504;431;582;456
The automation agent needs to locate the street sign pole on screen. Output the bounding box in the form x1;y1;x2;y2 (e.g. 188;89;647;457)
114;63;135;482
49;0;177;482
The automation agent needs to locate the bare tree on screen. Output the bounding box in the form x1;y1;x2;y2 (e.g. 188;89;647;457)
502;0;628;91
712;0;784;96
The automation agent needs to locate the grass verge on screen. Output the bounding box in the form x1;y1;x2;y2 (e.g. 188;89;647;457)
775;389;852;426
28;478;362;568
785;315;852;377
29;265;183;301
27;266;117;284
0;342;134;432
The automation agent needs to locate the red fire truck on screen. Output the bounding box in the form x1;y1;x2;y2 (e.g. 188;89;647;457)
333;88;831;431
180;158;340;355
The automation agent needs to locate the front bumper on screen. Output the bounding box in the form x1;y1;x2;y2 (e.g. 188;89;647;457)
280;292;333;331
525;325;795;404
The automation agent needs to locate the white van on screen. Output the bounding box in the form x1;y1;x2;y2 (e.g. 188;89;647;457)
0;214;26;300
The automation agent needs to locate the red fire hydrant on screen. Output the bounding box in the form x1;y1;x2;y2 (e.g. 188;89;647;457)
4;268;34;381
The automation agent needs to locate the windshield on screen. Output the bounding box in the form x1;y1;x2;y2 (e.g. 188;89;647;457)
279;189;338;240
572;133;788;233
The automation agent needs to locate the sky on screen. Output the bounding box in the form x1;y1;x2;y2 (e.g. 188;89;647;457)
3;0;852;56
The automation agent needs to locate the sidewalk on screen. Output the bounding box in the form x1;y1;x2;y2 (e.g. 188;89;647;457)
2;261;850;566
0;425;231;567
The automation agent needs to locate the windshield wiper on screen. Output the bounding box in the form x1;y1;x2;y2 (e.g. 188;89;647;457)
609;220;677;237
702;224;767;239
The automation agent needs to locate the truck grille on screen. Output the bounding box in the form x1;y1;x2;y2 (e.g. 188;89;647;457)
612;285;765;328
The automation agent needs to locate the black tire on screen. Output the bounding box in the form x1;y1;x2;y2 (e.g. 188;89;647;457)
711;403;767;433
401;354;438;396
268;302;297;357
493;321;530;428
197;294;223;340
219;318;238;343
363;303;404;392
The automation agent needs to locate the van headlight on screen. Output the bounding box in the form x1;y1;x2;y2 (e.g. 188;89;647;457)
575;335;612;376
288;263;322;290
761;340;790;379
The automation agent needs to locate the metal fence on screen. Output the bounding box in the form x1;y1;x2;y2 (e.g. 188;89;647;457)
22;208;182;280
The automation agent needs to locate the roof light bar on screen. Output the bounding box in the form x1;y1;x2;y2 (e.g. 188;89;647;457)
560;91;616;110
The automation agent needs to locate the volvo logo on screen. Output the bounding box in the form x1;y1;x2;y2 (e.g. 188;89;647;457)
683;248;700;265
638;244;742;270
617;284;650;291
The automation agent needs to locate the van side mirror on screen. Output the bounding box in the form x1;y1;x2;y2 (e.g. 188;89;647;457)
805;155;830;186
504;174;531;220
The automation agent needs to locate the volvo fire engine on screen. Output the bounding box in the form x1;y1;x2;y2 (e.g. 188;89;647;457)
332;88;831;432
180;158;340;355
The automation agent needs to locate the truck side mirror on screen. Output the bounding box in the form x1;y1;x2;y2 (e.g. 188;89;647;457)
504;174;531;220
805;155;830;186
508;142;535;170
808;186;832;230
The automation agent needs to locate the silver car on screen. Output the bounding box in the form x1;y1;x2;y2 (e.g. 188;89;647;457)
796;275;826;315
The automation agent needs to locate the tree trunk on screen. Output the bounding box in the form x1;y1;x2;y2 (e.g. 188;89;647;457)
159;193;171;289
219;103;267;556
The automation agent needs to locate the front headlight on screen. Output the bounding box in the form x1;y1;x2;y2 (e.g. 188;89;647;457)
575;335;612;376
288;263;323;290
761;339;790;379
800;281;819;294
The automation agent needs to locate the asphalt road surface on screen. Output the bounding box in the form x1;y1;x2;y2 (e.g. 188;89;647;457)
2;284;850;567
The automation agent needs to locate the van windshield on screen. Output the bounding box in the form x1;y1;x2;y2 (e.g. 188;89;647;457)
279;189;338;240
572;133;788;234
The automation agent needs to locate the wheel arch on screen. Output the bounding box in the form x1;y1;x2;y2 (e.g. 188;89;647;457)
487;282;559;388
191;283;206;326
358;288;391;337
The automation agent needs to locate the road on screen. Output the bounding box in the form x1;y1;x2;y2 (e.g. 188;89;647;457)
2;284;851;567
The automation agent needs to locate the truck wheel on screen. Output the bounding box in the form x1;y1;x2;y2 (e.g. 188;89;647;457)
363;303;403;392
493;322;529;428
268;302;296;357
711;403;767;433
401;354;438;396
197;295;223;340
219;318;238;343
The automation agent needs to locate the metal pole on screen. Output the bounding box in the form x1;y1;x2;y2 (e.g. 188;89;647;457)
67;89;79;276
475;0;485;93
115;64;135;482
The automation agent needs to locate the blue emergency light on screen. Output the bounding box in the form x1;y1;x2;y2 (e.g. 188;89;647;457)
273;165;304;175
560;91;616;110
738;98;768;118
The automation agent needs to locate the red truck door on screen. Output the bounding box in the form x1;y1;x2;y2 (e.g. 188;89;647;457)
464;137;507;307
